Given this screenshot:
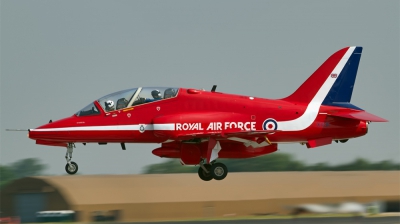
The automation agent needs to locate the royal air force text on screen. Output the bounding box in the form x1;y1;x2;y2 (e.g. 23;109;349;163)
175;122;256;131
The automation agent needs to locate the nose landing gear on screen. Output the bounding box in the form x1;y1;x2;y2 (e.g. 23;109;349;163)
65;143;78;175
65;161;78;174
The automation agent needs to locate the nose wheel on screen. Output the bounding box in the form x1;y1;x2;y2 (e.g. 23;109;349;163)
65;162;78;174
65;143;78;175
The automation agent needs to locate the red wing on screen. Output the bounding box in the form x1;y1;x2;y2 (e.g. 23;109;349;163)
329;111;388;122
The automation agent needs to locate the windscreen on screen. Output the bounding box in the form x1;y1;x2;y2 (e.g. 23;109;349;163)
131;87;179;106
97;88;138;112
75;102;100;116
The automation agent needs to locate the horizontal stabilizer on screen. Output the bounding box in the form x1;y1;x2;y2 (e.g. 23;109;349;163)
329;111;388;122
307;137;332;148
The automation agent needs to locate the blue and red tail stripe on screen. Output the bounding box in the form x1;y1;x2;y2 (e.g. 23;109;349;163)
322;46;363;110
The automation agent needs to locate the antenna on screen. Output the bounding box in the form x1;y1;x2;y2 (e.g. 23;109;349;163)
211;85;217;92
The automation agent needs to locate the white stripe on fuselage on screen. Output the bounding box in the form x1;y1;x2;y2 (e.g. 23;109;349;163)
153;124;175;130
277;47;356;131
31;124;175;132
33;48;355;134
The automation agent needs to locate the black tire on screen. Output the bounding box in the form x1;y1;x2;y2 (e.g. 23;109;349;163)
198;164;213;181
65;162;78;175
211;162;228;180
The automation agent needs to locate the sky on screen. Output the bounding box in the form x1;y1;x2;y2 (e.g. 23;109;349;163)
1;0;399;175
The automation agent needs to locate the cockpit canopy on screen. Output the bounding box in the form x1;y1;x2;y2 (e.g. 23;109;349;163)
75;87;178;116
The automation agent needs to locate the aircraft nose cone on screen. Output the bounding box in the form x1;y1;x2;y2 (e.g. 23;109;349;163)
28;116;73;141
28;125;51;140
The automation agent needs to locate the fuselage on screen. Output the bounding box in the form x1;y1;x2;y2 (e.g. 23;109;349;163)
23;46;387;179
29;87;367;145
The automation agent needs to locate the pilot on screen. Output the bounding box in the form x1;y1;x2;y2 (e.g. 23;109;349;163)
152;89;162;100
145;89;162;102
116;98;128;110
105;100;115;111
164;88;175;99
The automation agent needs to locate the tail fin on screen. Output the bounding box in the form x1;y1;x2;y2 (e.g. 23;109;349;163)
282;46;363;109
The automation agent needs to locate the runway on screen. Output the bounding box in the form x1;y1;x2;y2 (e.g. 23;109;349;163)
133;216;400;224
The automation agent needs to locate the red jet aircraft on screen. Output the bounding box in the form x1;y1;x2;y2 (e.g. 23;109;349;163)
26;46;387;181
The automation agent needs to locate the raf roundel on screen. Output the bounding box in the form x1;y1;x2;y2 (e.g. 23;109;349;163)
263;118;278;131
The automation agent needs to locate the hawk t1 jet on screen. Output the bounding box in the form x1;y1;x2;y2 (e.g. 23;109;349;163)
24;46;387;181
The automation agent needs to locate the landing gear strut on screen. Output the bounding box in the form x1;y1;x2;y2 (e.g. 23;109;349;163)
198;160;228;181
65;143;78;175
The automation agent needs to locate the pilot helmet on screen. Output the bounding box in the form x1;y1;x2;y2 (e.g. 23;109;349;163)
151;89;161;99
164;88;175;98
105;100;114;108
116;98;128;109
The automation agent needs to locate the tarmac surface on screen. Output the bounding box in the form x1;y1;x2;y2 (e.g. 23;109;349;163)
132;216;400;224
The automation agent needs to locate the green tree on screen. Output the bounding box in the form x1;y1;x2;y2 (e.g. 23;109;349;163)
371;160;400;170
307;162;330;171
334;158;371;171
143;153;307;174
143;160;196;174
142;153;400;174
0;165;15;188
10;158;47;179
222;153;306;172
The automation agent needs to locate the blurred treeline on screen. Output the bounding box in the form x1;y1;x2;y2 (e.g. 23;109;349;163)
1;155;399;188
0;158;46;189
143;153;400;174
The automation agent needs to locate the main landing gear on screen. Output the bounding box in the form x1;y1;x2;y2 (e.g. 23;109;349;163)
65;143;78;175
198;160;228;181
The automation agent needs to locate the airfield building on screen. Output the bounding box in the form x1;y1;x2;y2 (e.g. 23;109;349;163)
1;171;399;222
